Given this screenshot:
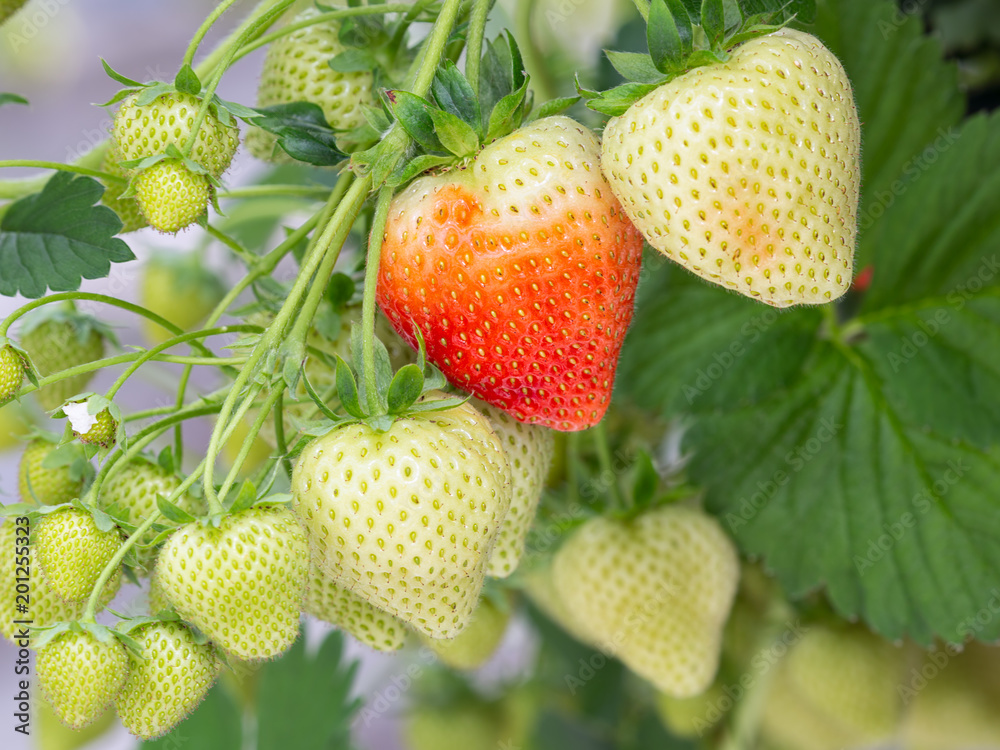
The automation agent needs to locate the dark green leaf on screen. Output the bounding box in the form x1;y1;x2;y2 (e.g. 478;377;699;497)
432;61;481;131
142;686;242;749
0;93;28;107
386;364;425;413
428;107;480;157
386;90;445;152
174;64;201;95
479;34;516;119
256;630;359;750
604;51;667;84
702;0;727;42
252;102;346;167
667;0;694;55
648;0;686;74
335;356;365;419
0;173;134;298
487;84;528;141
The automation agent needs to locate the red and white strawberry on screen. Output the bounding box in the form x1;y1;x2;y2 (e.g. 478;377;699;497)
601;29;860;307
377;116;644;431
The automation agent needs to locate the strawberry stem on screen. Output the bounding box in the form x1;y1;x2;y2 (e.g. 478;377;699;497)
0;160;125;183
464;0;492;99
592;421;628;510
515;0;558;103
360;186;395;415
216;384;285;502
181;0;244;71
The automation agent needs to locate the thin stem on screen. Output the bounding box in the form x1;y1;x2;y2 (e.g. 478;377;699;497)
182;0;243;69
567;432;582;506
206;224;257;266
220;185;332;200
361;186;394;413
0;161;124;182
273;391;291;479
592;421;626;509
515;0;557;102
217;385;283;502
465;0;492;98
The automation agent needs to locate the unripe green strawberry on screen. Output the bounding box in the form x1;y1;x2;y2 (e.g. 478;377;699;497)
474;400;554;578
406;703;503;750
69;406;118;448
155;504;309;661
552;504;739;697
521;561;600;647
98;457;205;572
760;624;905;749
291;396;513;638
37;697;115;750
656;682;727;739
0;402;28;452
35;508;123;602
602;29;861;307
99;145;147;233
140;253;225;344
115;621;220;739
19;314;105;411
247;8;373;160
18;437;84;505
0;0;27;25
0;344;26;402
423;594;510;670
134;159;211;233
0;523;119;645
36;630;129;729
303;563;407;652
113;91;239;178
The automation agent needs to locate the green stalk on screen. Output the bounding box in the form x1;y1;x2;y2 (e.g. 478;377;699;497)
515;0;557;102
465;0;492;97
0;161;123;182
361;186;394;413
592;421;627;509
182;0;243;69
216;385;284;502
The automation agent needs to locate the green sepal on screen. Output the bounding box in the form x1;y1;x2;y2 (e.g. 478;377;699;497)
432;62;481;133
134;82;177;107
249;103;346;167
702;0;727;43
582;81;661;117
389;154;455;188
487;83;529;142
386;90;445;153
174;64;202;96
529;96;581;122
156;494;197;525
648;0;689;74
631;449;661;510
386;364;423;414
28;622;74;651
100;58;143;89
0;93;28;107
428;107;480;158
226;480;258;515
329;49;377;73
302;368;343;422
334;355;366;420
604;51;668;85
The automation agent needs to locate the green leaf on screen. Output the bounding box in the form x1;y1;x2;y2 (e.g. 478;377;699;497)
648;0;687;74
256;630;359;750
428;107;480;157
390;154;455;187
386;364;424;413
174;64;201;95
432;61;481;132
0;172;134;298
702;0;726;42
487;84;528;141
604;51;666;85
807;0;963;261
335;356;365;419
742;0;816;23
329;49;376;73
252;103;346;166
142;686;242;749
584;82;660;117
530;96;581;121
226;480;258;514
156;496;196;525
0;93;28;107
100;58;143;88
386;90;445;152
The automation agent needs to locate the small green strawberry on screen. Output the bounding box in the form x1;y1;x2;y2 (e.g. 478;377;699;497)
759;662;861;750
100;144;147;233
520;561;600;648
154;504;309;661
37;696;116;750
35;508;122;603
36;629;128;730
98;456;205;572
247;8;374;160
68;405;118;448
656;682;727;739
112;91;239;178
406;702;503;750
552;504;740;697
18;437;85;505
304;562;407;652
422;593;510;670
0;523;118;645
115;621;220;739
0;402;28;452
0;343;27;403
134;159;211;233
601;29;860;307
140;253;225;344
19;310;106;412
474;399;554;578
291;397;513;638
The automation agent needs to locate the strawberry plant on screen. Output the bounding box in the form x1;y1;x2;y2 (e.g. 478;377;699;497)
1;0;1000;748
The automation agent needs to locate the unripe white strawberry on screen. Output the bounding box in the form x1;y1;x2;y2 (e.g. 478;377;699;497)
552;504;739;697
35;508;122;603
602;29;861;307
36;630;128;730
291;397;513;638
134;159;210;234
303;562;407;652
154;504;309;661
473;400;554;578
422;593;510;670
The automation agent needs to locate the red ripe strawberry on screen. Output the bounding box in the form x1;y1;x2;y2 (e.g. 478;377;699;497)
377;116;644;431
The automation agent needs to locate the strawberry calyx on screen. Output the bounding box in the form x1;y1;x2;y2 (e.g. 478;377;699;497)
580;0;817;117
33;619;141;657
353;33;580;189
18;303;118;352
56;394;124;450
